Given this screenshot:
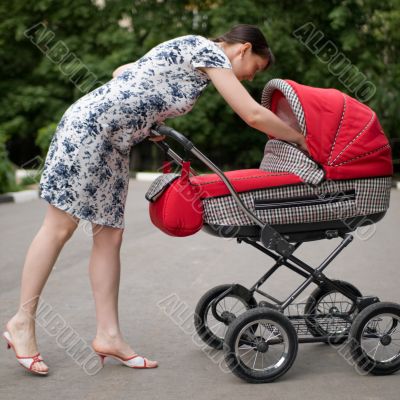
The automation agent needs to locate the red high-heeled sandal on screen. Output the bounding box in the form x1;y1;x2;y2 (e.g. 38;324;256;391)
2;331;49;376
94;349;158;369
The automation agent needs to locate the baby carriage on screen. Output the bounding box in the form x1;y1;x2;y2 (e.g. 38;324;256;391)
145;79;399;383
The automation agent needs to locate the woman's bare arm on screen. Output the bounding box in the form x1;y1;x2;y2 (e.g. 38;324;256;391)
112;62;136;78
199;67;308;152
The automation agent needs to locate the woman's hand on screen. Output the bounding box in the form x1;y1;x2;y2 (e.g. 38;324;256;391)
148;134;166;142
148;121;167;142
296;135;309;155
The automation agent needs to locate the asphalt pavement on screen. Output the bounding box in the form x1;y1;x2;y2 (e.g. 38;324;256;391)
1;180;399;400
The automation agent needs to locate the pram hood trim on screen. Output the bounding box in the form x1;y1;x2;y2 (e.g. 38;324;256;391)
260;139;325;185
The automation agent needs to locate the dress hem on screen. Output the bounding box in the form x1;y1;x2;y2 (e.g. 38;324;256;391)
39;194;125;230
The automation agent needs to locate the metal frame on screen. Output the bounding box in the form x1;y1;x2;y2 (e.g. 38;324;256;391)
208;233;363;343
241;234;356;310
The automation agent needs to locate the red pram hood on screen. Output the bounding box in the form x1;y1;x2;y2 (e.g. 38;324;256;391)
262;79;393;180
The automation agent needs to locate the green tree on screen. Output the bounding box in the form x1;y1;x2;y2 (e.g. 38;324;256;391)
0;0;398;191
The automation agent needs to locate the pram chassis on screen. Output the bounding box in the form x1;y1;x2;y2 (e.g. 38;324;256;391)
150;125;400;383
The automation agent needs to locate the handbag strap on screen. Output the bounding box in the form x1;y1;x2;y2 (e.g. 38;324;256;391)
162;160;172;174
180;161;191;184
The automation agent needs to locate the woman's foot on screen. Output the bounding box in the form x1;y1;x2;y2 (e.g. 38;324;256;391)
5;315;49;374
92;333;158;368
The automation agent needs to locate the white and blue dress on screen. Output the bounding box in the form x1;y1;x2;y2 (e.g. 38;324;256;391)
39;35;232;228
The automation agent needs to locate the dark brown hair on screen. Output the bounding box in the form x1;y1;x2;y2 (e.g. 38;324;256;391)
212;24;275;69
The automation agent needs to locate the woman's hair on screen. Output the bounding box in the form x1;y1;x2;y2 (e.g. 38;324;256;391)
212;24;275;69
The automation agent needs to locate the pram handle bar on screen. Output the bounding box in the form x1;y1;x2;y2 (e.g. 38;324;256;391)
154;124;194;151
150;124;295;257
150;137;198;176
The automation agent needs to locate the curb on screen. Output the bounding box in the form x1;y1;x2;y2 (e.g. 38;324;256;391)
0;190;39;204
135;172;162;182
392;180;400;190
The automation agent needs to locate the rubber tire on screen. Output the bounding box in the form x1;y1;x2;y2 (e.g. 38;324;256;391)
349;302;400;375
304;280;361;344
224;308;298;383
194;284;257;350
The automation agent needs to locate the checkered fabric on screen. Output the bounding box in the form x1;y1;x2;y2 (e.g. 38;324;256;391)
260;139;325;185
261;79;306;134
145;173;180;202
202;177;391;226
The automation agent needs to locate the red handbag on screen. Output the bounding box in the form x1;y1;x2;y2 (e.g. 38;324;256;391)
146;161;204;237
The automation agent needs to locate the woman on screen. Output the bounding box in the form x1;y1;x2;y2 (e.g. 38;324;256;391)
3;24;308;375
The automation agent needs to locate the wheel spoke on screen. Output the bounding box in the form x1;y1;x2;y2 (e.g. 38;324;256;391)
239;338;256;346
252;350;259;369
382;318;393;335
371;342;381;360
239;347;256;357
389;326;399;336
375;318;385;335
266;332;282;343
265;327;277;342
261;351;264;370
232;306;247;315
316;306;324;314
208;321;223;331
381;345;390;362
261;323;269;339
229;298;240;313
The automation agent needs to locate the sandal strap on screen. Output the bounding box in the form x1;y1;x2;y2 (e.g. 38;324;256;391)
16;352;41;360
126;355;147;367
29;354;44;369
16;353;45;371
104;352;140;362
125;354;140;361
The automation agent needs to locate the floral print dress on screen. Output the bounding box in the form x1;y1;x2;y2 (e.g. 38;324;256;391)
39;35;232;228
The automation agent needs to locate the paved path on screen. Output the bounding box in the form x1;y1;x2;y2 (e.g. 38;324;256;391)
1;180;399;400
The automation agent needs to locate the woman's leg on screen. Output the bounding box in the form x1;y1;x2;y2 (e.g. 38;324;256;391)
89;223;157;367
6;204;79;373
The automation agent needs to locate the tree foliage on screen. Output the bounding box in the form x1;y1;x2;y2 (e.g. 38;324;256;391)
0;0;399;189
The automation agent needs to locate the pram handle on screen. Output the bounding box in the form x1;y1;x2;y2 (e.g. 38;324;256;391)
150;124;295;258
152;124;194;151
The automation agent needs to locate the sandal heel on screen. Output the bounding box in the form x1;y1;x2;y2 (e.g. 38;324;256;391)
97;354;106;366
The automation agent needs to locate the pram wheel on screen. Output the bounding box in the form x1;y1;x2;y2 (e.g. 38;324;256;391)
349;302;400;375
194;284;257;350
224;308;298;383
304;280;361;344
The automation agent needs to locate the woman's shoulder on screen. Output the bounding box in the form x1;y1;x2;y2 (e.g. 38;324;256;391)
162;34;214;49
140;34;231;70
